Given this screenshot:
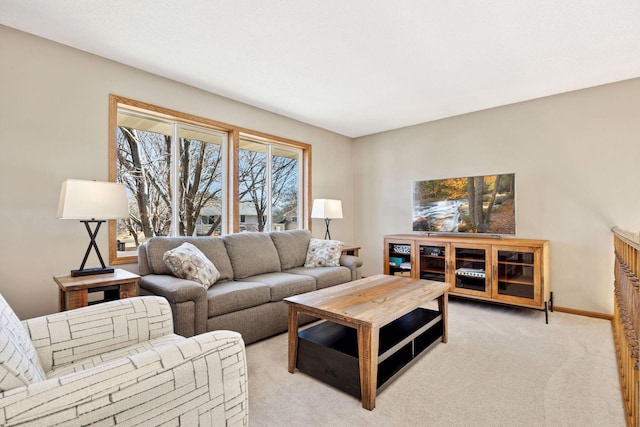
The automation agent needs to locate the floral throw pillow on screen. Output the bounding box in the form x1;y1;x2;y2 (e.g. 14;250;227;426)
163;242;220;289
304;238;344;268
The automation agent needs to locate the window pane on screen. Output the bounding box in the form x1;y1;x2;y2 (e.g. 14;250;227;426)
238;139;267;232
116;112;172;255
178;127;224;236
271;146;299;231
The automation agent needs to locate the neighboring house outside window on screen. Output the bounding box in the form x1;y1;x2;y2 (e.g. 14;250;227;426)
108;95;311;265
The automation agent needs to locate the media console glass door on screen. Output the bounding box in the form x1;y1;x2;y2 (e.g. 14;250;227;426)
419;244;448;282
450;243;491;298
491;246;541;307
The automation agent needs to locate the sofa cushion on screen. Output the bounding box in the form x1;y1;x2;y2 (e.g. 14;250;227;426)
163;242;221;289
304;239;344;267
0;294;46;391
145;237;234;281
237;272;315;302
270;229;312;270
286;266;352;290
223;232;281;279
206;280;271;317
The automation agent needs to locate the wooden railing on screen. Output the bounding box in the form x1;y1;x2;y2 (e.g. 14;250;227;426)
613;227;640;427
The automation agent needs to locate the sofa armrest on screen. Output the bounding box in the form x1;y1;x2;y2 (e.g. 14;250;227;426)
22;296;173;372
340;255;363;281
138;275;208;337
0;330;248;427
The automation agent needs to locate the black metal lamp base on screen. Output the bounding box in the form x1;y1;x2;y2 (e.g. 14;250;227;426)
72;220;113;277
324;218;332;240
70;266;115;277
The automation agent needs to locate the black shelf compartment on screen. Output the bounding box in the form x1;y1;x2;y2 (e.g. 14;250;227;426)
455;276;486;292
421;272;446;282
497;281;535;299
419;245;445;257
296;308;443;398
497;251;534;264
87;284;120;306
419;245;446;282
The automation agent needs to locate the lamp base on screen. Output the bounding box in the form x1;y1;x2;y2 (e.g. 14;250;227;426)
324;218;332;240
70;267;115;277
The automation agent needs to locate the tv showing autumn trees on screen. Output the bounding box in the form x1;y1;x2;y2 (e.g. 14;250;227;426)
412;174;515;234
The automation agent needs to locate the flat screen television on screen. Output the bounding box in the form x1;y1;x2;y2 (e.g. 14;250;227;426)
412;173;515;235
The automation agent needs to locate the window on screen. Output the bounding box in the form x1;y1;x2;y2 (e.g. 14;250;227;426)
108;95;311;264
200;215;216;225
238;137;301;233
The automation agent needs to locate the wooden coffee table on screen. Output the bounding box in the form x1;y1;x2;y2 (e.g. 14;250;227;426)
284;274;449;410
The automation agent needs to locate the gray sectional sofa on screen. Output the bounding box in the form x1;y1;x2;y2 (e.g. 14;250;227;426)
137;229;362;344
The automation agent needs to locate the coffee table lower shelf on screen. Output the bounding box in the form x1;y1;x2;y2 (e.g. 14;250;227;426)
296;307;443;398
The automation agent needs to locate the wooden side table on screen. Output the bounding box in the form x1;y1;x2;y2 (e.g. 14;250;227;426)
342;245;361;256
54;268;140;311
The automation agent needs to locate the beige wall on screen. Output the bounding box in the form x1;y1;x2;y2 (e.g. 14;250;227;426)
0;26;354;319
353;78;640;314
2;24;638;319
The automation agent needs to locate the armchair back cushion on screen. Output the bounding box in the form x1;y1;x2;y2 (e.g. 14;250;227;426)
270;229;312;270
223;232;281;279
144;236;234;282
24;296;175;372
0;294;45;391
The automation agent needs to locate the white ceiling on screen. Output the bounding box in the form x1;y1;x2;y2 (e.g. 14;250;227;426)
2;1;640;138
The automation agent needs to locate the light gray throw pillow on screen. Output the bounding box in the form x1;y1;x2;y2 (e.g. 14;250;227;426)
304;239;344;267
163;242;221;289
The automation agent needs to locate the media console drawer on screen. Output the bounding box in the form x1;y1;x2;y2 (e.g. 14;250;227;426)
296;307;443;398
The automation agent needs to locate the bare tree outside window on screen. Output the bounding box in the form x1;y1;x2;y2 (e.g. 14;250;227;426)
116;125;172;247
271;147;299;230
238;140;267;232
178;128;223;237
238;139;299;232
115;113;224;252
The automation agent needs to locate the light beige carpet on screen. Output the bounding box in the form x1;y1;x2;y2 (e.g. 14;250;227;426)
246;299;625;426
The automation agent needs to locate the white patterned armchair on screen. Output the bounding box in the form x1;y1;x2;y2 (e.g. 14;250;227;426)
0;294;248;426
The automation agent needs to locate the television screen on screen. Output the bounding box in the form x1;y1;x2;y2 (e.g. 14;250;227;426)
412;173;515;234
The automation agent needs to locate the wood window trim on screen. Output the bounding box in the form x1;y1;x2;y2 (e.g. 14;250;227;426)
108;94;312;265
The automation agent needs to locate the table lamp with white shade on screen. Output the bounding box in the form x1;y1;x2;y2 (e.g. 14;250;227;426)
57;179;129;277
311;198;343;240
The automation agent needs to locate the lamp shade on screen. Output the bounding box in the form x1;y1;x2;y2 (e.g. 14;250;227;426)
311;199;343;219
57;179;129;220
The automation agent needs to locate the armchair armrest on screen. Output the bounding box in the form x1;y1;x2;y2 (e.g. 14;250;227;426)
340;255;363;281
0;330;247;427
23;296;173;372
138;275;208;337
